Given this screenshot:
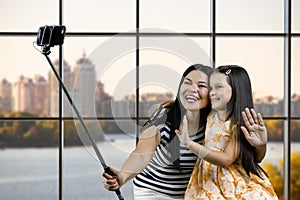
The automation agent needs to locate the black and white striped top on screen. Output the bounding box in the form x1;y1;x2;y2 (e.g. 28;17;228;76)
133;123;205;197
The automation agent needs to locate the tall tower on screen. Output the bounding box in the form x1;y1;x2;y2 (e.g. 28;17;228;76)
73;52;96;116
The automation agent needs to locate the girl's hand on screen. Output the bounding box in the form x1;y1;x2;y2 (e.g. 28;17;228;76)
241;108;267;147
157;100;174;109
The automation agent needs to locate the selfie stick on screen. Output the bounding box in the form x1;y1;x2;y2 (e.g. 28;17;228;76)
39;46;125;200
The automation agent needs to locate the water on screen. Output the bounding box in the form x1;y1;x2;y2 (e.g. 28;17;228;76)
0;136;136;200
0;138;299;200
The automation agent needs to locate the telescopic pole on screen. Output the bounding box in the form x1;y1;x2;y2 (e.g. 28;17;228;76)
41;47;124;200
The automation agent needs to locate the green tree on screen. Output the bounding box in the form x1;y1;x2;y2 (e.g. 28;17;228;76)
23;120;59;147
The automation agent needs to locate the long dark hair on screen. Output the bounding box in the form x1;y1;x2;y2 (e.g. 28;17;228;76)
165;64;213;169
216;65;267;178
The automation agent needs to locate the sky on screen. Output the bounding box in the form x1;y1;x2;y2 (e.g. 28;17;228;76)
0;0;299;99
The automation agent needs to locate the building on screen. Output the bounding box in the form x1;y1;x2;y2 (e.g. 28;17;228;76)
12;76;35;113
95;81;113;117
48;59;73;116
0;79;12;112
72;53;96;117
33;75;49;116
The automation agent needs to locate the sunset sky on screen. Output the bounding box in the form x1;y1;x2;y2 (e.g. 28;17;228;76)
0;0;299;99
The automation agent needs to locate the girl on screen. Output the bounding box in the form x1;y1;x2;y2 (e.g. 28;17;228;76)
176;65;278;199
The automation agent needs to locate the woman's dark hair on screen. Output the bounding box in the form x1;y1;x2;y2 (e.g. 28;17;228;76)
216;65;267;178
165;64;213;169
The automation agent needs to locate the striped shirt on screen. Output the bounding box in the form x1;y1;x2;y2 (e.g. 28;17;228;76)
133;123;205;198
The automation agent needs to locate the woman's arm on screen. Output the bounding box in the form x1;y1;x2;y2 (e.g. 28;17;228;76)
103;125;160;191
241;108;267;162
176;116;239;168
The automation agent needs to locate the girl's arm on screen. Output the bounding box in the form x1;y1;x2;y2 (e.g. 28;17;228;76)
176;116;239;168
103;125;160;191
187;135;239;168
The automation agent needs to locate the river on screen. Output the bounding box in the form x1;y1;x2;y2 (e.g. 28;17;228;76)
0;136;299;200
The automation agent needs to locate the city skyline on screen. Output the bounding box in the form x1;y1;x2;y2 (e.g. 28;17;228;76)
0;56;176;118
1;61;300;118
1;52;300;100
2;44;299;100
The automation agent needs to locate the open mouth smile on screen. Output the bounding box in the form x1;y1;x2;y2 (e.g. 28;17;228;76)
185;95;200;102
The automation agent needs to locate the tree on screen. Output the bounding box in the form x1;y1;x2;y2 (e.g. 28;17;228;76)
291;121;300;141
264;151;300;200
264;120;283;141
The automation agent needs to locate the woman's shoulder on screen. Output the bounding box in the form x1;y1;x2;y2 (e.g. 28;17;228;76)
141;107;169;131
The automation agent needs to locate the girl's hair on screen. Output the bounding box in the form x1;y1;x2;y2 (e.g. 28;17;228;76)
216;65;267;178
165;64;213;169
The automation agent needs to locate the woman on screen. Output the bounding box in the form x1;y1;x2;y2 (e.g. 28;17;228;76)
103;64;267;199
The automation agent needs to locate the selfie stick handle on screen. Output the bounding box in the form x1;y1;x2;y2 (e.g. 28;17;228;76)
43;53;124;200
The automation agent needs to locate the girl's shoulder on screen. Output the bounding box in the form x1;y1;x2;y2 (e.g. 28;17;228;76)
207;110;217;120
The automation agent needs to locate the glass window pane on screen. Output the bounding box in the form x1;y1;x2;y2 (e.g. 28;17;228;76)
263;119;284;199
216;37;284;117
63;120;135;199
0;120;59;199
291;147;300;198
217;0;284;33
292;0;300;33
98;50;135;118
64;0;135;32
0;0;58;31
140;0;210;33
62;37;106;118
291;120;300;143
64;37;136;118
0;37;58;117
139;36;211;118
292;38;300;117
291;120;300;198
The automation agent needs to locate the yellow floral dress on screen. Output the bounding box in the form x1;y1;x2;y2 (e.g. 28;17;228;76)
185;111;278;200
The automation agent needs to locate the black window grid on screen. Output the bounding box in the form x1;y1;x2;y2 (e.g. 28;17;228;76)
0;0;300;199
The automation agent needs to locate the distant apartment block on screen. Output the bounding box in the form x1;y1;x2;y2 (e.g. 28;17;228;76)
72;53;96;117
12;76;36;114
0;79;12;112
1;56;300;118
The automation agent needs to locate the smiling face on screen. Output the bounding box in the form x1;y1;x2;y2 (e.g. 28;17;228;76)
179;70;210;112
209;72;232;112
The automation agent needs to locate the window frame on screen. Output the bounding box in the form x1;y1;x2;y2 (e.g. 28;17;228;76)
1;0;300;199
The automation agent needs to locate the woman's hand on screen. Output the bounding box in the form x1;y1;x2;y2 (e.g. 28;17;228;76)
175;115;192;147
102;167;123;191
241;108;267;147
